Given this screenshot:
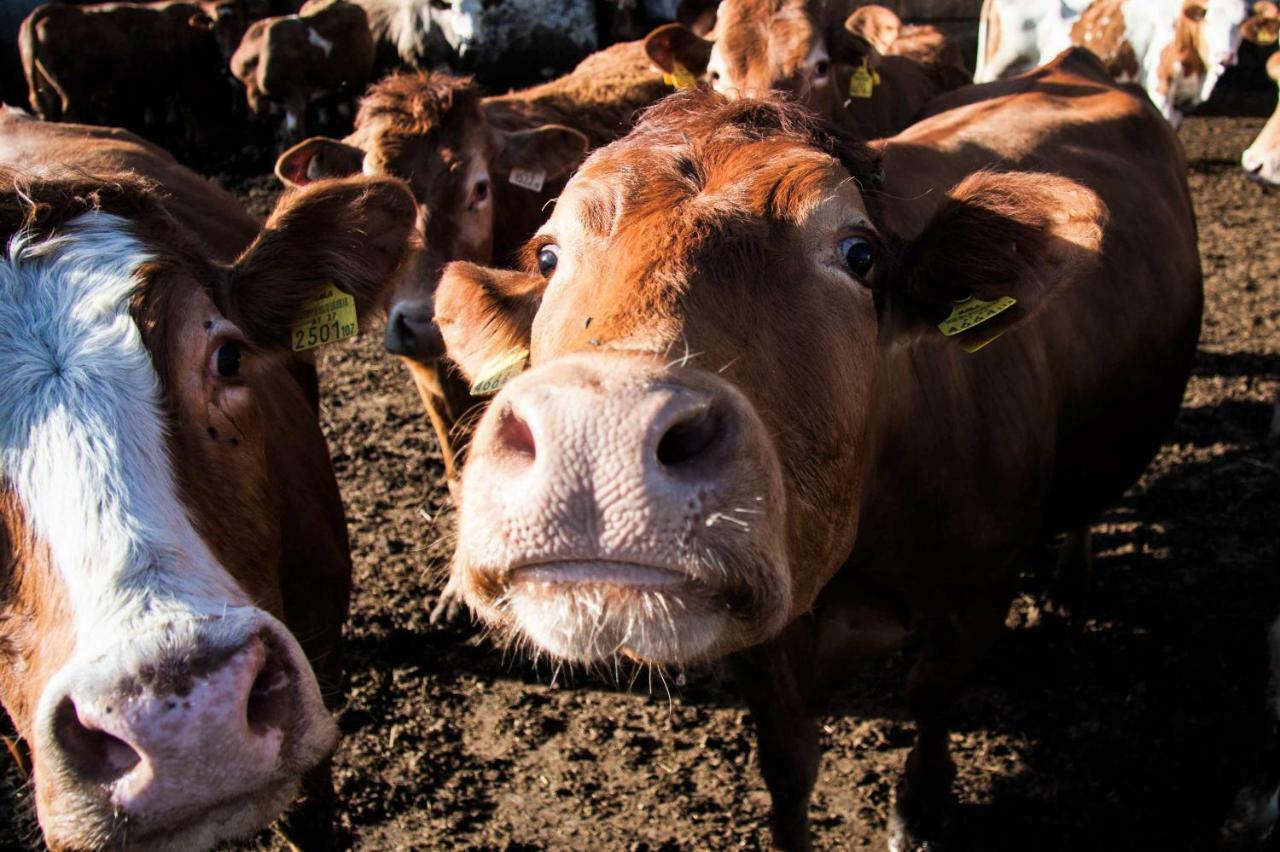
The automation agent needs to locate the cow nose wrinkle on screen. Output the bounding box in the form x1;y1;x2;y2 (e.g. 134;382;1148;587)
52;696;141;785
657;405;724;469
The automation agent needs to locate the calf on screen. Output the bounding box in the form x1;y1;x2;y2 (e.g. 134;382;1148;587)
437;48;1201;849
642;0;970;140
230;0;375;144
275;40;668;499
1241;7;1279;184
0;109;416;850
19;0;254;129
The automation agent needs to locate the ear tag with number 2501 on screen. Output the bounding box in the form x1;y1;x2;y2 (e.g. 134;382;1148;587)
291;283;358;352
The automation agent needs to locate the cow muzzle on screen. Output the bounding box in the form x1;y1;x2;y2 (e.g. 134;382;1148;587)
452;353;792;665
31;609;337;851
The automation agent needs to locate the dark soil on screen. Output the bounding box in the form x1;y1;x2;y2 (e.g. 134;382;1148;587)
2;102;1278;850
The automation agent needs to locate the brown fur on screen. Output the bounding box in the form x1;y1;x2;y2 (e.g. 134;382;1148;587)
1071;0;1143;81
443;54;1201;848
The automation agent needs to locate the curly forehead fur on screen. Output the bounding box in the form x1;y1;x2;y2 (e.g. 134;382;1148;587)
355;71;484;138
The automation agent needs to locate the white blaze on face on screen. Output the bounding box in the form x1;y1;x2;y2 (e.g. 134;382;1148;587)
0;214;250;650
436;0;482;54
307;26;334;56
1198;0;1247;99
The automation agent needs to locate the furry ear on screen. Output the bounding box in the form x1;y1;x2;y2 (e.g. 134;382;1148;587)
435;262;544;382
675;0;719;36
843;5;901;55
229;176;417;347
882;170;1106;340
275;137;365;188
1243;1;1279;44
491;125;589;184
644;23;714;77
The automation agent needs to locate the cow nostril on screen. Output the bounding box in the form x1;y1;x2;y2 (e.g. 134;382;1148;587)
53;697;141;784
657;408;723;468
385;310;416;355
246;644;292;736
496;407;536;461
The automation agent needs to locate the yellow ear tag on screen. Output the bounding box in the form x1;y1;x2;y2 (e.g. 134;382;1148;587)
663;61;698;90
937;295;1017;352
291;283;358;352
469;346;528;396
848;58;880;98
1259;24;1278;44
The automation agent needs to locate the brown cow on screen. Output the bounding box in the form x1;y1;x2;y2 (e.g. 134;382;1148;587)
230;0;375;144
437;48;1201;849
642;0;969;141
275;39;669;500
19;0;255;129
0;108;416;850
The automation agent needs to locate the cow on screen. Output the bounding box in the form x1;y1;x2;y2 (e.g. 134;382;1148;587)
974;0;1094;83
1241;8;1279;184
642;0;970;141
19;0;256;129
434;48;1202;850
977;0;1263;127
345;0;480;72
0;108;417;850
274;39;669;502
230;0;376;144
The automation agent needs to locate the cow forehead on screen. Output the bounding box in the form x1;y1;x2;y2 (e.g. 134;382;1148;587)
719;0;821;76
0;213;244;640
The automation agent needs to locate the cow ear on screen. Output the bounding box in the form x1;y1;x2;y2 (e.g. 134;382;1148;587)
843;6;900;55
435;262;544;384
832;13;880;67
276;137;366;188
229;176;418;348
644;23;713;76
492;125;588;185
675;0;719;36
881;171;1106;344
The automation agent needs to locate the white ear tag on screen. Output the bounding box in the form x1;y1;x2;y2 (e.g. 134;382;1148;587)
508;168;546;192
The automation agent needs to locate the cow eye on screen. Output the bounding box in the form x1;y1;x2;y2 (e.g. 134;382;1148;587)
840;236;874;279
709;70;721;84
814;59;830;78
537;244;559;277
213;341;241;378
473;178;489;203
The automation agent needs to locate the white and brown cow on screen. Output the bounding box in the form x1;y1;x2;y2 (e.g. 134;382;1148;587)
435;48;1202;849
0;109;416;850
977;0;1263;127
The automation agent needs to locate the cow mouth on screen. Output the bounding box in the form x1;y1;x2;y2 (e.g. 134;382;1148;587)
510;560;695;590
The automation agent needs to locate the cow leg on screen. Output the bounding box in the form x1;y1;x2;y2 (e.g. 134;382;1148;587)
1046;525;1093;616
732;617;821;852
890;597;1007;851
1222;615;1280;845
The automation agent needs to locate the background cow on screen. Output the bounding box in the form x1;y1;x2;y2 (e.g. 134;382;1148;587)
230;0;376;144
436;49;1201;849
0;108;416;850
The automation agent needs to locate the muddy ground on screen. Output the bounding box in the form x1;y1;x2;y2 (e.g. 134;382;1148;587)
2;90;1279;850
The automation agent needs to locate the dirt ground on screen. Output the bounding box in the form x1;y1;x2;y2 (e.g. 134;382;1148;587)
2;95;1279;851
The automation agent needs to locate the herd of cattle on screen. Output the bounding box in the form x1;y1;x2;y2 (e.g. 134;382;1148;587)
0;0;1277;848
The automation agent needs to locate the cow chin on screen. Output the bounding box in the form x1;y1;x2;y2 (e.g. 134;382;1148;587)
40;779;301;852
471;552;791;665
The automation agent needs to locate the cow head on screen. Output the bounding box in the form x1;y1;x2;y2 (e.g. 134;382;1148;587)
437;92;1105;665
1171;0;1251;105
275;72;586;369
230;17;271;117
644;0;891;126
429;0;486;60
0;173;416;849
190;0;254;63
1241;50;1280;184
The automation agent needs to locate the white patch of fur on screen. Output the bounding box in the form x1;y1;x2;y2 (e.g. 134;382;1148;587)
0;213;250;647
307;26;333;56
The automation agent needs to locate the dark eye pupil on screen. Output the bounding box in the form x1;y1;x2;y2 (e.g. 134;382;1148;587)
216;342;241;378
843;239;873;276
816;60;829;76
537;247;558;277
475;180;489;201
